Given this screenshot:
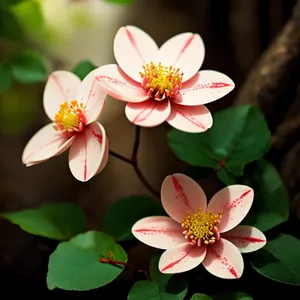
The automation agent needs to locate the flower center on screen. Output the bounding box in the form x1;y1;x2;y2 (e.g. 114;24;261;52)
139;62;183;101
181;208;223;247
54;100;86;135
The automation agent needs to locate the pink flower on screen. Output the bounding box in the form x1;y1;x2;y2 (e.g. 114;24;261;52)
22;70;109;182
94;25;235;133
132;173;266;278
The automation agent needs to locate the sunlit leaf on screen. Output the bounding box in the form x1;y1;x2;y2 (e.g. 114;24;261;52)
47;231;127;290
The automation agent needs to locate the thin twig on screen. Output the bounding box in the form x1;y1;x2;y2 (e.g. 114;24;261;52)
109;150;132;164
108;126;160;199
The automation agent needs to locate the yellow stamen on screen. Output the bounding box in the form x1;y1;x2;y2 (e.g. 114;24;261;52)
54;100;86;133
181;208;223;247
140;62;183;100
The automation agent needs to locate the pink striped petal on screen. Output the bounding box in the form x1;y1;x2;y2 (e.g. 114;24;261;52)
161;173;207;223
157;33;205;82
203;238;244;279
22;123;74;165
125;99;170;127
95;64;149;103
68;122;107;182
167;103;212;133
132;216;185;250
207;185;254;233
159;243;206;274
173;71;235;106
95;137;109;176
43;71;81;121
76;70;107;124
222;225;267;253
114;25;158;82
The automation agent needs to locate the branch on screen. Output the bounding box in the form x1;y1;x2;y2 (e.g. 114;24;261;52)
109;126;160;199
234;0;300;118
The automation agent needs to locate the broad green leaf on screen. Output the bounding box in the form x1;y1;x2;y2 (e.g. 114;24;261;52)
103;196;164;241
128;274;188;300
47;231;127;290
72;60;97;80
191;294;212;300
168;105;271;176
242;159;289;231
11;50;49;84
212;291;253;300
3;202;86;240
217;168;237;185
0;62;12;93
0;9;23;41
250;234;300;285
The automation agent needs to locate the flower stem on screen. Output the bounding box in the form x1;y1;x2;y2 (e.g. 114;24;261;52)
99;257;150;280
109;126;160;199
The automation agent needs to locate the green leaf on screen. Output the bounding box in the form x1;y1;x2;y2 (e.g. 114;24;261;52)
0;62;12;93
250;234;300;285
242;159;289;231
128;274;188;300
168;105;271;176
103;196;164;241
191;294;212;300
0;9;23;41
149;253;162;281
47;231;127;290
217;168;237;185
212;291;253;300
11;50;49;84
72;60;97;80
11;0;46;40
3;202;86;240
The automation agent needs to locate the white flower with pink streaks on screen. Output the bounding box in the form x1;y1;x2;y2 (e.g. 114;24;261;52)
22;70;109;182
132;173;266;278
95;25;235;133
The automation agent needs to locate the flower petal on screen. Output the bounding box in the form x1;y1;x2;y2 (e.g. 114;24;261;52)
157;33;205;82
167;103;212;133
22;123;74;165
159;243;206;274
203;238;244;279
173;71;235;106
76;69;107;124
114;25;158;82
161;173;207;223
132;216;185;250
207;185;254;233
43;71;81;121
125;99;170;127
68;122;107;182
222;225;267;253
95;64;149;103
95;137;109;176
